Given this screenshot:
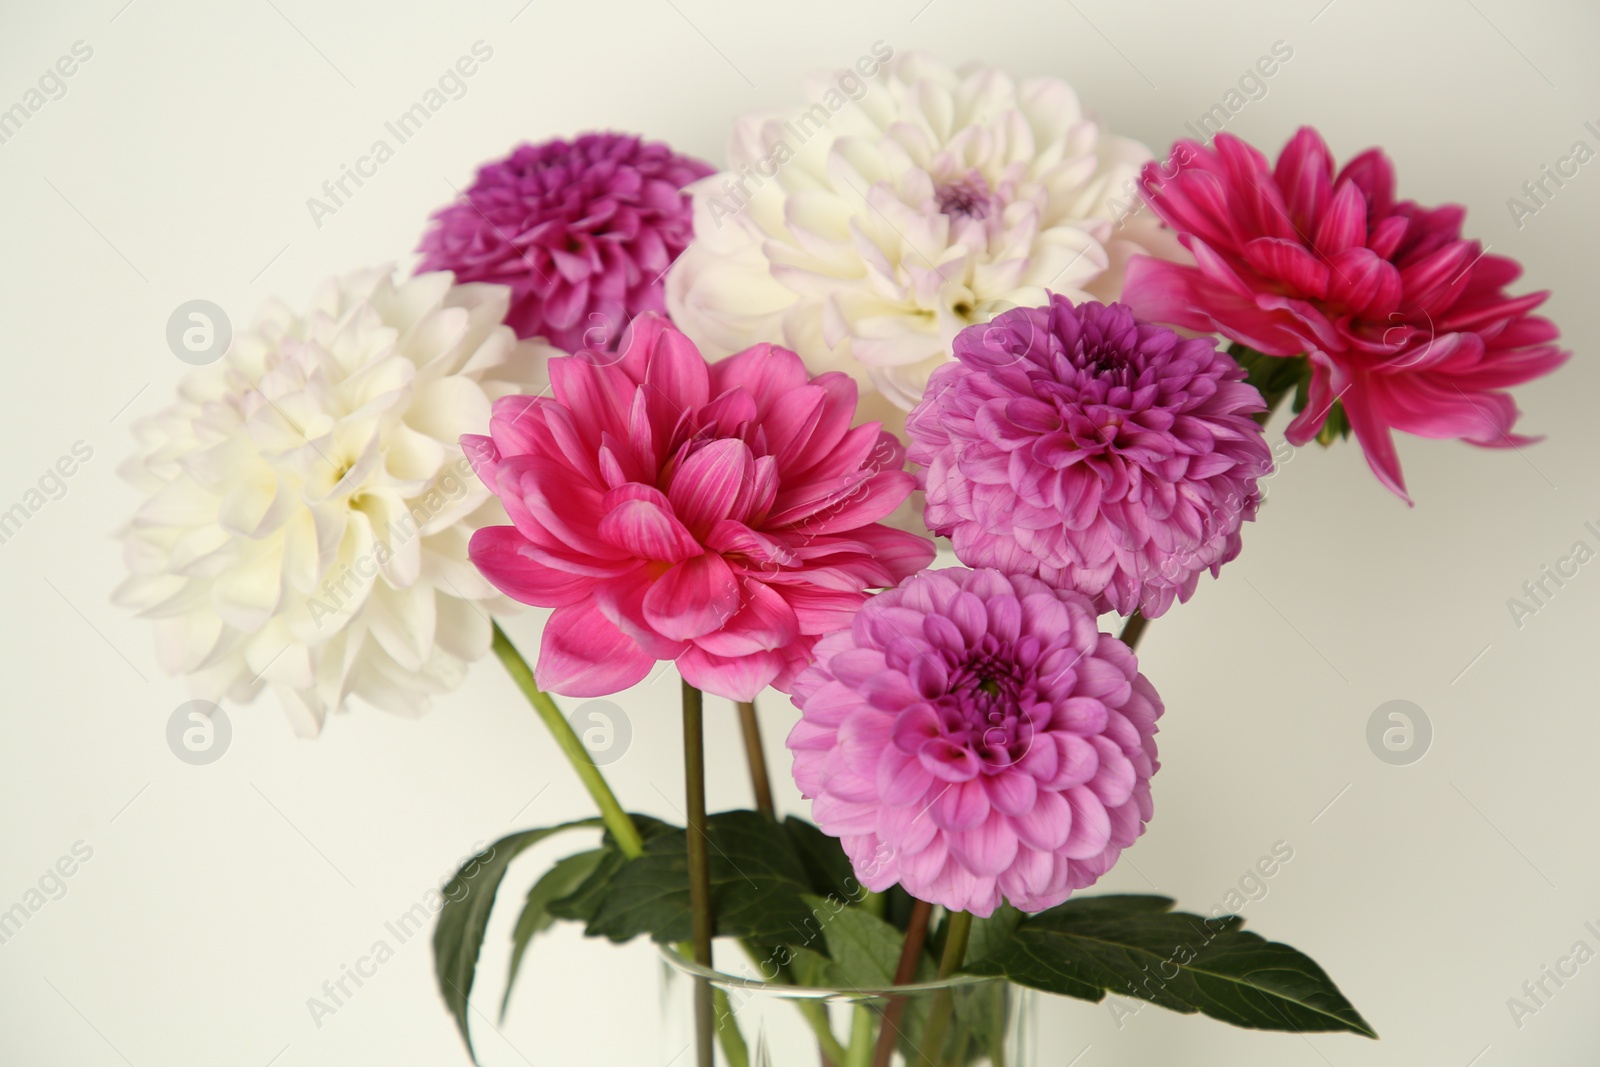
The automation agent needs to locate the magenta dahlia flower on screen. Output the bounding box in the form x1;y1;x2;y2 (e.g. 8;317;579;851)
1124;127;1568;502
463;315;935;700
788;567;1161;916
418;133;713;352
906;296;1272;619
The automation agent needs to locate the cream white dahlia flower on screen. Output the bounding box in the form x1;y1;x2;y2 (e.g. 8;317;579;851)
666;52;1183;430
117;269;555;735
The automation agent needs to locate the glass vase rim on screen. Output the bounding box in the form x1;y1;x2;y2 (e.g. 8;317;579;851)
657;944;1005;1000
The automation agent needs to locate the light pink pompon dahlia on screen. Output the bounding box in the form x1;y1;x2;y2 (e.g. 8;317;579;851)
787;567;1161;916
418;133;714;353
665;52;1182;433
462;315;936;701
1124;127;1568;502
906;295;1272;619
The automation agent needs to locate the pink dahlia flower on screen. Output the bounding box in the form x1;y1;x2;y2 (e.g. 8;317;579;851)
463;315;935;700
1124;127;1568;502
418;133;713;352
788;567;1161;916
906;295;1272;619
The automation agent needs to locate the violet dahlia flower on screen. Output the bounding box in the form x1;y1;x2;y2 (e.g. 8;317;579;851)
463;315;936;701
418;133;714;353
788;567;1161;916
906;295;1272;619
1123;127;1568;502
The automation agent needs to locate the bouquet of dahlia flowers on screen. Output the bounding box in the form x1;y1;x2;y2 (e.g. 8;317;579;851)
118;52;1564;1067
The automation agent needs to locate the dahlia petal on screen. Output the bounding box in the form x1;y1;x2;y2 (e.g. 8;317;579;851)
1340;379;1412;504
985;770;1038;817
1056;696;1108;735
920;737;982;782
677;646;784;701
1326;247;1403;318
776;584;870;634
692;581;800;656
596;499;701;562
933;777;990;830
877;746;937;807
1062;786;1112;859
638;317;712;410
1012;787;1071;851
641;552;741;640
1087;735;1136;807
668;438;753;533
1284;358;1339;446
709;342;809;413
536;601;653;696
1369;371;1516;447
1240;238;1330;300
892;703;943;753
998;845;1058;907
1314;180;1368;257
876;798;939;853
547;356;633;438
897;834;950;886
952;813;1020;877
1273;127;1334;232
770;471;915;534
468;526;590;607
595;572;690;660
1050;733;1100;789
1335;147;1395;218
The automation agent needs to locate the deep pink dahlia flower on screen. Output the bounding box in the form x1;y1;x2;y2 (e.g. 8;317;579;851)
906;295;1272;619
1124;127;1568;502
788;567;1161;916
418;133;713;352
463;315;935;700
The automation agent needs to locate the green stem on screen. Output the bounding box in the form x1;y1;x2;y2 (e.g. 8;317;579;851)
917;911;974;1067
935;911;973;980
490;622;643;859
871;897;933;1067
845;1004;876;1067
712;986;750;1067
735;699;777;819
801;1001;849;1067
1119;611;1148;652
683;680;716;1067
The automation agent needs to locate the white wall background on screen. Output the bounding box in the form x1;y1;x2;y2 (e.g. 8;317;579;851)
2;0;1597;1064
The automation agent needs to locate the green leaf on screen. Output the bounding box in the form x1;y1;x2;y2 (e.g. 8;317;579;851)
585;810;817;945
544;814;677;927
433;820;600;1064
500;849;607;1021
1315;400;1352;445
962;894;1376;1038
802;895;935;988
783;816;862;902
1229;342;1307;419
965;902;1024;965
804;896;938;1060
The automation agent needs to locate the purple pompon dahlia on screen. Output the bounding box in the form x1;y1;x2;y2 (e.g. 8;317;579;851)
787;567;1161;916
418;133;714;352
906;295;1273;618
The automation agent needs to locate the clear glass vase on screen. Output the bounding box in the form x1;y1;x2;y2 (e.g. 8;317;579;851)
660;945;1032;1067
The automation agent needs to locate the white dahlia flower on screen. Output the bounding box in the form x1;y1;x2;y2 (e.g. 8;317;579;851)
666;52;1184;430
117;268;556;735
